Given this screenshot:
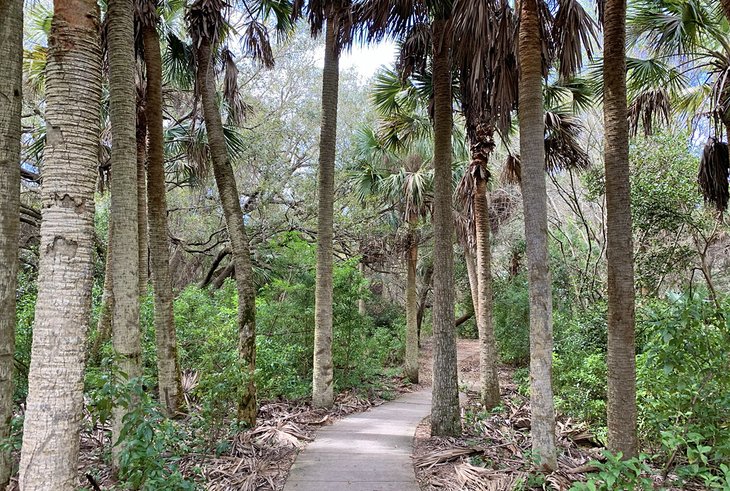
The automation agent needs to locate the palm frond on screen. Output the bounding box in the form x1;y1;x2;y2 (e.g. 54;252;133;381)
698;137;730;212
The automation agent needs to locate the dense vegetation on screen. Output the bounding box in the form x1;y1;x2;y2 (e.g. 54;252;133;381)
1;0;729;489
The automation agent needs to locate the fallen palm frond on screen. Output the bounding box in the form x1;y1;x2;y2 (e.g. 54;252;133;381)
455;462;526;491
415;447;481;468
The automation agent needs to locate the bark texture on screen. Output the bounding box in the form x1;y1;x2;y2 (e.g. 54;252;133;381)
474;179;499;409
108;0;142;464
464;249;479;316
518;0;557;470
91;222;114;364
137;105;149;296
197;39;258;425
0;0;22;485
312;18;339;409
404;224;419;383
604;0;638;458
722;0;730;23
430;18;461;437
143;22;184;418
18;0;102;487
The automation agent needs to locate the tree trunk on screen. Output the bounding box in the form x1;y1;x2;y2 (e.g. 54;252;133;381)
404;223;419;383
312;18;339;409
722;0;730;24
137;105;149;296
0;0;22;485
91;221;114;363
143;22;184;417
474;179;500;409
464;248;478;315
604;0;638;459
108;0;141;466
416;263;433;347
358;262;366;316
518;0;557;471
197;38;257;425
18;0;102;487
430;17;461;437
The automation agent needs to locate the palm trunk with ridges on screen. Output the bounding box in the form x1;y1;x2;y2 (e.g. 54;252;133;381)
404;221;419;383
197;39;258;425
464;248;478;316
143;22;184;417
518;0;557;471
604;0;638;458
722;0;730;23
108;0;141;465
18;1;102;487
312;18;339;409
92;222;114;364
474;178;500;409
0;0;22;485
430;17;461;437
137;107;149;296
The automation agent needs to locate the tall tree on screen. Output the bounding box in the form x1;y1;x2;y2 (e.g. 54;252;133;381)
313;16;339;408
604;0;638;458
430;15;461;437
518;0;557;470
141;1;184;417
0;0;23;485
187;0;259;424
18;0;103;487
108;0;142;462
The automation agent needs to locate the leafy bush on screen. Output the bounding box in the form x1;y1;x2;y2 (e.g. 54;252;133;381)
493;273;530;365
570;451;653;491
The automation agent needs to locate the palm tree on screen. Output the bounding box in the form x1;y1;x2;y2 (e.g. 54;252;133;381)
108;0;143;463
292;1;354;408
140;0;184;417
350;123;433;384
518;0;557;470
604;0;638;459
186;0;289;424
0;0;22;485
18;0;103;487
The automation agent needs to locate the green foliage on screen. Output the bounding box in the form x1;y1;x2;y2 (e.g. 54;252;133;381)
493;273;530;365
86;365;196;490
570;452;654;491
637;292;730;480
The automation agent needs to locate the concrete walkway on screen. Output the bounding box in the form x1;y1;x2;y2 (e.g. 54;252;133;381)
284;390;432;491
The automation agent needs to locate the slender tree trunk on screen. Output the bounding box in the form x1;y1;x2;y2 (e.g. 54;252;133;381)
108;0;141;466
358;262;367;316
143;22;184;417
430;17;461;437
404;222;419;383
416;263;433;347
464;248;478;315
137;106;149;296
604;0;638;459
197;38;257;425
18;0;102;486
312;18;339;409
474;179;500;409
518;0;557;471
0;0;22;485
91;221;114;363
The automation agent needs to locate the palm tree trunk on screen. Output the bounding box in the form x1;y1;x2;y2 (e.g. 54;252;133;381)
0;0;22;485
108;0;141;465
464;248;478;316
604;0;638;459
518;0;557;471
474;179;500;409
91;221;114;363
18;0;102;487
137;107;149;296
416;263;433;347
430;17;461;438
197;38;257;425
404;221;419;383
312;17;339;409
143;22;184;417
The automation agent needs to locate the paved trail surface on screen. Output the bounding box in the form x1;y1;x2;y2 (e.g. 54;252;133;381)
283;390;432;491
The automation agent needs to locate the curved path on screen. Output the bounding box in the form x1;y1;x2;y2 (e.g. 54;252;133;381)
284;390;432;491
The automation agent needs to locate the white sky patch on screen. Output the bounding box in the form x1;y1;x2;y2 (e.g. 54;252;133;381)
314;41;397;80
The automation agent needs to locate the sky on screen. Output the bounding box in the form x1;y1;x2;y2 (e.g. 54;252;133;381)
315;41;398;80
